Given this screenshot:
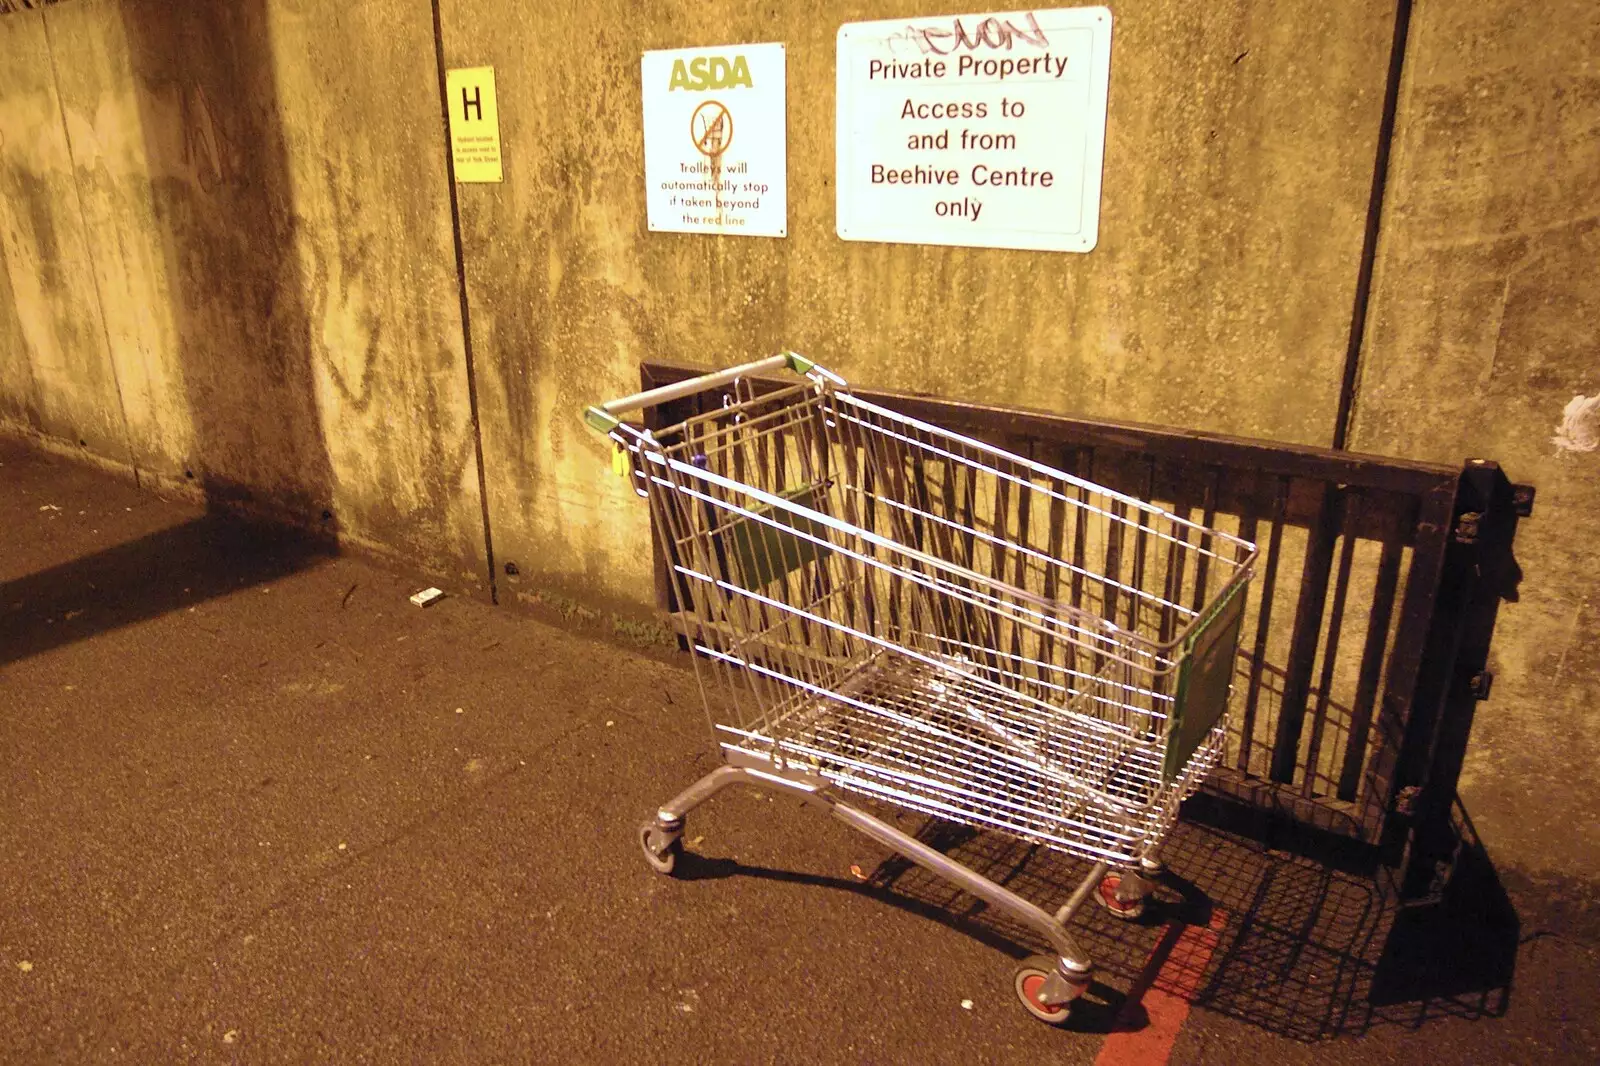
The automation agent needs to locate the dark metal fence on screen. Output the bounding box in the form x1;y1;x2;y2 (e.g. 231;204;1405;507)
639;362;1529;892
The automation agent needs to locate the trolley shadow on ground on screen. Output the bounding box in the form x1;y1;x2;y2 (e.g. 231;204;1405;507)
671;793;1518;1041
665;843;1138;1032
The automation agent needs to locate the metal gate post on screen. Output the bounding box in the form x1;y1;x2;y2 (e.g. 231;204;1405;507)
1390;459;1529;901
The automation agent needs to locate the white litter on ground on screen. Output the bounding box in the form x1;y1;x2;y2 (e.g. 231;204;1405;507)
1552;393;1600;453
410;587;446;607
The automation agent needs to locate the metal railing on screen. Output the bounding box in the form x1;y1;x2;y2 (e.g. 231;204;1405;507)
637;361;1530;893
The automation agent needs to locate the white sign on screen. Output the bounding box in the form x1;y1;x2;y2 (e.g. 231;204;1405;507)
836;7;1112;252
642;43;788;238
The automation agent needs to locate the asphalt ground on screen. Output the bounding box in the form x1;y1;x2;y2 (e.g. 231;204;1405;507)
3;437;1596;1064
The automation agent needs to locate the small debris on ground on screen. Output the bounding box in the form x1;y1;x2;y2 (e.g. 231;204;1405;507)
16;961;32;973
605;720;615;727
961;999;973;1010
689;835;704;847
455;707;464;715
849;864;868;881
337;842;347;851
222;1030;239;1044
38;504;59;512
410;587;445;608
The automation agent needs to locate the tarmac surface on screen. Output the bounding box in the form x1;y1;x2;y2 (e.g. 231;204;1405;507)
3;437;1597;1064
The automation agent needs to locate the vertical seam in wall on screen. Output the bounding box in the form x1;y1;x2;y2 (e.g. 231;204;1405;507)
1332;0;1414;451
41;6;140;487
430;0;498;604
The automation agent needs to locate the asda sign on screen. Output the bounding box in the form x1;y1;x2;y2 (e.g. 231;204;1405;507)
668;54;754;91
642;42;788;239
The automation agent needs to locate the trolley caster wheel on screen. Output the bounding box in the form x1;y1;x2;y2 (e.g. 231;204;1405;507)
1013;955;1088;1025
639;823;682;875
1095;871;1150;921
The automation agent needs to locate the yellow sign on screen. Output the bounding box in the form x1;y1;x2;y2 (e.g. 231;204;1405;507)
446;66;503;183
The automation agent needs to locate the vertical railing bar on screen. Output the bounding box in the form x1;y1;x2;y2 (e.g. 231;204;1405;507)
1302;491;1362;799
1337;499;1408;802
1238;476;1289;775
1270;483;1342;785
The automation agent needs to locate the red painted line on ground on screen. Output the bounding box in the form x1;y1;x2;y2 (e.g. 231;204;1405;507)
1094;908;1228;1066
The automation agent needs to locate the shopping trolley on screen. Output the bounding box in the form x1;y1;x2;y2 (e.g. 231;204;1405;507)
583;353;1256;1023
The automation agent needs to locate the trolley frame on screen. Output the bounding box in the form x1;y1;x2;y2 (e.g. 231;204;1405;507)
585;353;1256;1020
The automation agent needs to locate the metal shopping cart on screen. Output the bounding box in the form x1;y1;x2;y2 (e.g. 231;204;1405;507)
583;353;1256;1023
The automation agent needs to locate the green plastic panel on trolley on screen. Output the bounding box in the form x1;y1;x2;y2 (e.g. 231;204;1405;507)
713;482;832;590
782;350;819;376
1163;585;1249;783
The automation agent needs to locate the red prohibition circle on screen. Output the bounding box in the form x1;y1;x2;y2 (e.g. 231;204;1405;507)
690;100;733;157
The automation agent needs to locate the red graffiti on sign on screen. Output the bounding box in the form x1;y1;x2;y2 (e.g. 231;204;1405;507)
905;11;1050;56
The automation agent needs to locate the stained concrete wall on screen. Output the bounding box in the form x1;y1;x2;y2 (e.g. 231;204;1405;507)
0;9;126;460
1352;2;1600;894
1;0;489;584
440;0;1395;618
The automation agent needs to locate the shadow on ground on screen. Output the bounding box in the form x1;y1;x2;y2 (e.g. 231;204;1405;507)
0;515;334;668
680;791;1520;1042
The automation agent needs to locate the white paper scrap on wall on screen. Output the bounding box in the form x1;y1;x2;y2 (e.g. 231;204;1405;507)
1552;393;1600;454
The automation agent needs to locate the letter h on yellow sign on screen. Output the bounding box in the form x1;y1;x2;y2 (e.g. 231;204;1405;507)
446;66;504;183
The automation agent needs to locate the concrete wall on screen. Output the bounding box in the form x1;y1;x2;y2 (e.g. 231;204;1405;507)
441;0;1394;617
42;2;190;478
3;0;489;584
1352;0;1600;895
0;9;126;459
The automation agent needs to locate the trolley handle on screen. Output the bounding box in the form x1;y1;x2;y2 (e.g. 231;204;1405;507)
582;351;829;433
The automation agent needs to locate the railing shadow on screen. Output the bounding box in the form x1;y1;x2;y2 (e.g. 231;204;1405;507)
1366;799;1517;1023
852;797;1514;1041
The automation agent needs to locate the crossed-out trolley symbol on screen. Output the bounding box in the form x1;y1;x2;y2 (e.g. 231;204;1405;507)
690;100;733;157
